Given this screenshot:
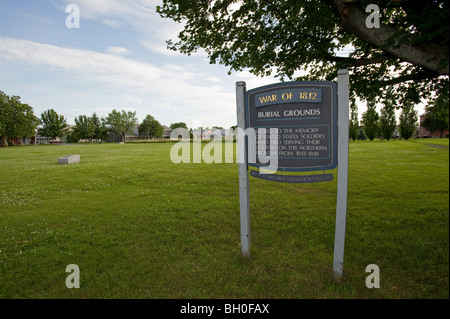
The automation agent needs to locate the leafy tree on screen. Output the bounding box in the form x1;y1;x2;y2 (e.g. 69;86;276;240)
362;101;379;141
65;131;80;144
157;1;449;107
379;104;397;140
105;109;137;143
139;114;164;139
349;99;359;141
91;112;107;141
70;113;106;143
39;109;68;141
0;91;39;147
421;90;449;138
170;122;188;130
74;115;95;141
8;97;39;141
399;103;418;140
358;127;366;140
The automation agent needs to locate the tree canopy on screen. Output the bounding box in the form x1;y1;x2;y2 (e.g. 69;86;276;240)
105;109;138;143
74;115;95;141
0;91;39;147
170;122;188;130
157;0;449;106
39;109;68;140
349;99;359;141
91;112;107;141
421;92;450;137
139;114;164;139
379;103;397;140
70;113;107;143
362;100;380;140
399;102;418;139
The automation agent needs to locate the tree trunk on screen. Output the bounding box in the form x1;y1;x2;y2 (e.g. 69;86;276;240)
327;0;449;75
0;136;7;147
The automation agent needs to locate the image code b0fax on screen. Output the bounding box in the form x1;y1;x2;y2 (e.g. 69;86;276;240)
180;303;269;316
224;303;269;314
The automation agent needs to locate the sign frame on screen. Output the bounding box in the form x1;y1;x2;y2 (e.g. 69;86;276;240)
236;70;350;279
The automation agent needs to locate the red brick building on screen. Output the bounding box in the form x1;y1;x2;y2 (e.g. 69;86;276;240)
418;113;449;138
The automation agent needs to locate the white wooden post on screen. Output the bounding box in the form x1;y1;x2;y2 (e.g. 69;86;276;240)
236;81;251;257
333;69;350;278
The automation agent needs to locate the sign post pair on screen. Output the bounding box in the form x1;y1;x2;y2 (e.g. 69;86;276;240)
236;69;349;279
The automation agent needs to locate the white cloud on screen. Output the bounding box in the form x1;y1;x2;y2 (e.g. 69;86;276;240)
60;0;183;57
105;46;132;56
235;71;277;91
125;95;143;104
0;38;161;81
208;77;221;83
0;37;237;127
102;19;125;29
139;38;180;57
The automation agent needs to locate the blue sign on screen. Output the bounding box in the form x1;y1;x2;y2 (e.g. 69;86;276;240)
245;81;338;172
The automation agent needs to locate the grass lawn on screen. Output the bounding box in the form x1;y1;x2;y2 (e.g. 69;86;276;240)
0;139;448;299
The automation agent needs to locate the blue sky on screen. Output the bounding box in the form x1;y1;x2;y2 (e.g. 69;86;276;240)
0;1;424;129
0;0;280;129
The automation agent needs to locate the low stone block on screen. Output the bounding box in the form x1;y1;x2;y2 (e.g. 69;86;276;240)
58;154;80;164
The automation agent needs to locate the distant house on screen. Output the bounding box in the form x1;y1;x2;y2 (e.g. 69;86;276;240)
125;124;172;141
34;125;73;144
125;132;139;142
36;136;55;144
418;113;449;138
201;128;226;139
123;125;141;142
11;133;58;145
10;125;70;145
106;125;172;142
10;136;36;146
162;125;171;140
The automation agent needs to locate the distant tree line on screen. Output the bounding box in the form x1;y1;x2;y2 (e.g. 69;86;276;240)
67;110;166;144
348;93;448;141
1;90;169;146
349;98;419;141
2;87;448;147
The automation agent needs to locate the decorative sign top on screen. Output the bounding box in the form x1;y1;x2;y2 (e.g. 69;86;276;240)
255;88;323;107
245;81;337;172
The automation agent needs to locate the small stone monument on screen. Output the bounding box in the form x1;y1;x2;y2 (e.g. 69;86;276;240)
58;154;80;164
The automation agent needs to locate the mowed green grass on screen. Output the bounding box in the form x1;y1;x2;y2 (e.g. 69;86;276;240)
0;139;448;299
